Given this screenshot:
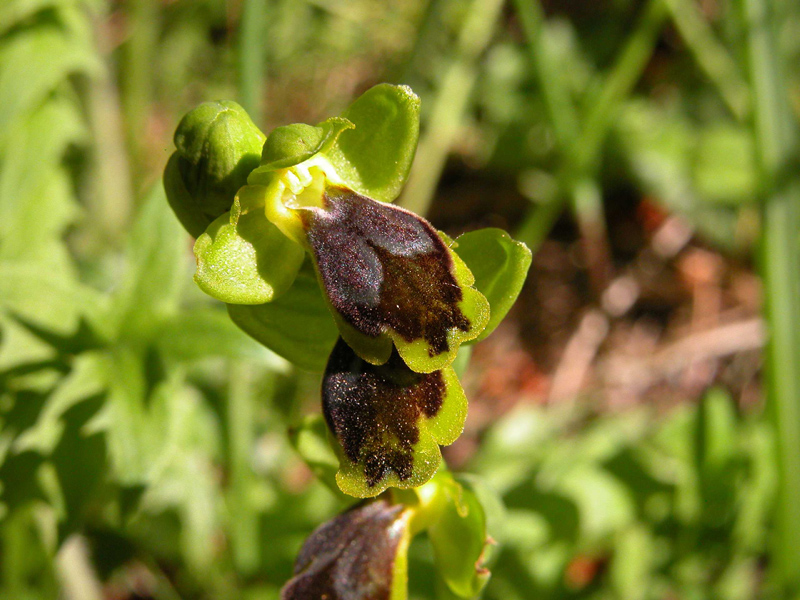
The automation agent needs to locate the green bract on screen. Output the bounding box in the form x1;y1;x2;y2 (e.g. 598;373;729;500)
227;264;338;371
164;84;531;505
427;473;493;597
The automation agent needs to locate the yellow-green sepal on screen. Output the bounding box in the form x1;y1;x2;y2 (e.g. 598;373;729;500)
226;264;339;371
453;228;532;342
324;84;421;203
193;185;304;305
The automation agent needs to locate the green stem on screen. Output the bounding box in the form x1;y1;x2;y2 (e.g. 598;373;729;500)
575;0;667;173
227;362;260;575
515;194;564;254
121;0;158;166
86;36;133;248
662;0;750;119
570;178;612;293
512;0;579;152
739;0;800;594
398;0;445;85
399;0;505;217
2;511;26;595
239;0;267;124
515;0;666;253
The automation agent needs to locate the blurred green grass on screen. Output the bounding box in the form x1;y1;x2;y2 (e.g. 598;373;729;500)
1;0;799;598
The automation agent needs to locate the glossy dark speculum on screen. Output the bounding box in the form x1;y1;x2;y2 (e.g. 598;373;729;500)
302;185;471;357
323;338;445;487
281;499;409;600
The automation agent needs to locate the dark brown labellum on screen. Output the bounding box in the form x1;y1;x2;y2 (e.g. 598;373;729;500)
301;185;473;364
322;338;466;496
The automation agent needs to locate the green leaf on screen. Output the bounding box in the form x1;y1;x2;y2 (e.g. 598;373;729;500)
324;84;421;203
427;473;492;598
453;228;532;342
51;394;107;540
0;450;46;513
0;1;68;36
301;184;489;373
0;22;99;146
166;100;266;237
0;97;85;267
226;265;339;371
112;184;187;339
615;100;743;249
557;464;637;540
10;314;105;357
693;125;756;205
322;339;467;498
610;525;655;600
135;374;223;571
287;414;342;496
281;499;413;600
154;307;283;365
193;185;305;305
696;387;740;525
0;260;105;338
13;352;108;455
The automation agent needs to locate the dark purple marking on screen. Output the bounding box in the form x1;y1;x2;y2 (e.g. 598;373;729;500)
301;185;470;356
323;338;445;487
281;499;409;600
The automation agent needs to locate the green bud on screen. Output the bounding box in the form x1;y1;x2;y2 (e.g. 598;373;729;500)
164;100;266;237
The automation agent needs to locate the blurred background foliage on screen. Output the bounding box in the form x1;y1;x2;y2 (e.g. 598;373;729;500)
0;0;799;598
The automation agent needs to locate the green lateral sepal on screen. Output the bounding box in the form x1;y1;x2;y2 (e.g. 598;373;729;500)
452;228;532;342
226;264;339;371
323;338;467;498
193;185;304;305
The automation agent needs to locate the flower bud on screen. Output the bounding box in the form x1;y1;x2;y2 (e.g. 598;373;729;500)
164;101;265;237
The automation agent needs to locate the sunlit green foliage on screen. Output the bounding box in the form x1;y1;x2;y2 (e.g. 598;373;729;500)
1;0;798;598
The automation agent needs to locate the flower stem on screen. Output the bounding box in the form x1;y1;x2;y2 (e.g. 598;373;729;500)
400;0;505;217
239;0;267;125
739;0;800;593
